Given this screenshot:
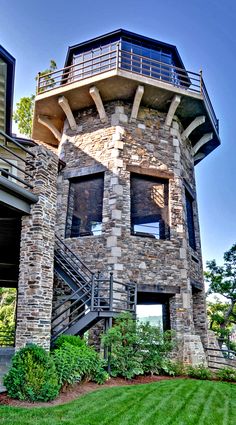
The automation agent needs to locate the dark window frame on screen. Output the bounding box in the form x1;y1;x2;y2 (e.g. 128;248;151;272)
66;172;104;238
185;187;196;250
130;172;169;240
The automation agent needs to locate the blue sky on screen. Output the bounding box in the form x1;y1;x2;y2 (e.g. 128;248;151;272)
1;0;235;267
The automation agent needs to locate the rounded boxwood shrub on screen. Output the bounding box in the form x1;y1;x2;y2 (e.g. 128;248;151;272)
4;344;60;401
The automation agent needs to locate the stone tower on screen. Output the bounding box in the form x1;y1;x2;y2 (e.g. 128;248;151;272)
32;29;220;362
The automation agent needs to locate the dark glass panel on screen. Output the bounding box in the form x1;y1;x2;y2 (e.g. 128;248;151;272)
131;174;169;240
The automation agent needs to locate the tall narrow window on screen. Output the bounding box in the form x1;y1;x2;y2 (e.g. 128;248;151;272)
185;189;196;250
131;173;169;239
66;173;104;238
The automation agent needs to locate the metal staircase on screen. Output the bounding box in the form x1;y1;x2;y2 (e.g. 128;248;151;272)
52;236;136;342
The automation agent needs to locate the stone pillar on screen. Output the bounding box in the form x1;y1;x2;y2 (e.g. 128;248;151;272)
15;145;58;351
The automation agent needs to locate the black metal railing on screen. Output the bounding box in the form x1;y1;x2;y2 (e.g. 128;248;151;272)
54;234;93;284
36;43;219;135
51;271;136;341
0;130;35;190
52;236;136;340
205;346;236;370
0;329;15;347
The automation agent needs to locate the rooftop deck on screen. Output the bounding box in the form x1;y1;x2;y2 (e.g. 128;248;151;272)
33;43;220;158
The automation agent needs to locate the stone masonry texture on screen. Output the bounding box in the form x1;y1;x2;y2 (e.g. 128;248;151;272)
15;145;58;351
54;100;208;364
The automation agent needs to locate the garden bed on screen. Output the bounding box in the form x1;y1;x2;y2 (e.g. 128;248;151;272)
0;375;179;407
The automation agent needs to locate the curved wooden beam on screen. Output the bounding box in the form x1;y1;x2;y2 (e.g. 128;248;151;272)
194;152;205;164
38;115;61;142
165;95;181;127
58;96;77;131
181;116;205;141
89;86;108;123
192;132;213;156
130;85;144;122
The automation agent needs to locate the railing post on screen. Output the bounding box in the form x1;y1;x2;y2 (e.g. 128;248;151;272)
109;272;113;311
97;271;101;308
134;283;137;316
116;42;120;71
91;273;95;311
37;72;41;94
199;69;203;94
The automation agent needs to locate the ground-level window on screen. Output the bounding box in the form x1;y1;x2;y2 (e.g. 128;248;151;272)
185;189;196;250
130;173;169;239
66;173;104;238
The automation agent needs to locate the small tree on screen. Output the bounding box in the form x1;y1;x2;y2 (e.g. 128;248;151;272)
205;243;236;339
13;95;35;137
13;60;57;137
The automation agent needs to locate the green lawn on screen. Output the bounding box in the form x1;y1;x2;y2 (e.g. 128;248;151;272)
0;379;235;425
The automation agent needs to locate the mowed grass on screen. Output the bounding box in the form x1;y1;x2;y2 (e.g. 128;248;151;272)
0;379;235;425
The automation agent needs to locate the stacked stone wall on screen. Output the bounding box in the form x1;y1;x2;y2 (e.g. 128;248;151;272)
54;100;207;357
15;145;58;350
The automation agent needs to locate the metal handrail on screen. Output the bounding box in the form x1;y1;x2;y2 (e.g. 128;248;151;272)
205;346;236;370
55;234;93;281
52;241;136;339
36;45;219;135
0;130;35;189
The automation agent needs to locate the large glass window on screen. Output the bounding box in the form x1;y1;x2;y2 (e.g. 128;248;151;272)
185;189;196;250
131;174;169;239
71;42;117;81
121;40;175;83
66;173;104;238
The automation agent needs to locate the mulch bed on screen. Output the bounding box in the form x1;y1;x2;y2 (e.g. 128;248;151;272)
0;375;180;408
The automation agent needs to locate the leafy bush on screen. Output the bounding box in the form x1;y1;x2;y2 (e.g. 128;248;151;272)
187;364;212;380
53;342;108;386
161;360;186;376
137;322;175;375
4;344;60;401
102;312;175;379
102;313;143;379
216;367;236;382
53;334;86;350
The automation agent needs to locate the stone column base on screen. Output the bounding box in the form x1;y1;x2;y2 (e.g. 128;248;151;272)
174;333;207;365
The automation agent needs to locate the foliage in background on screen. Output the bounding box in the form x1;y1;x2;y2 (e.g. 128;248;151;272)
137;322;174;375
4;344;60;401
102;312;175;379
53;340;108;386
187;364;212;380
205;243;236;341
216;367;236;382
53;334;86;350
13;60;57;137
13;95;35;137
0;288;16;345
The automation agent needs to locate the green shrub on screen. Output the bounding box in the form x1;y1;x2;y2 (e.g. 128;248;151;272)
161;360;186;376
216;367;236;382
187;364;212;380
102;313;143;379
53;342;108;386
4;344;60;401
102;312;175;379
138;322;175;375
53;334;86;350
